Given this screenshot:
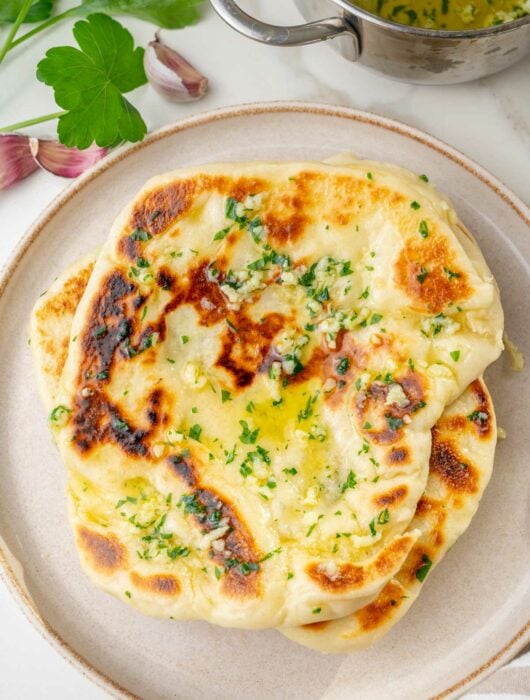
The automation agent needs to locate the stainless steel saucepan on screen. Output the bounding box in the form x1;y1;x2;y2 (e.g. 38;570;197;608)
210;0;530;84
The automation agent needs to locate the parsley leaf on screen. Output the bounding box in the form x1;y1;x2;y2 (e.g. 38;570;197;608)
77;0;203;28
415;553;433;582
340;470;357;493
0;0;54;23
36;13;147;149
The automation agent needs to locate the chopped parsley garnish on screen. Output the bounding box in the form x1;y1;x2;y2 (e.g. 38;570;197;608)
96;370;109;380
238;561;260;576
306;523;318;537
410;201;421;210
167;546;190;559
312;608;322;614
189;424;202;441
369;518;377;536
225;446;236;464
416;267;428;284
367;172;374;180
363;422;372;430
226;319;239;335
377;508;390;525
287;572;294;580
179;494;206;516
450;350;460;362
419;174;429;182
246;401;255;414
415;553;433;582
93;325;107;337
336;357;350;375
419;220;429;238
359;286;370;300
50;404;71;422
467;410;488;424
213;226;231;241
407;357;415;371
370;313;383;325
214;567;222;580
221;389;232;403
112;416;129;432
444;267;461;279
340;470;357;493
340;260;353;276
248;217;264;243
124;590;132;598
240;462;253;477
136;256;150;268
298;393;318;422
283;467;298;476
239;420;259;444
181;335;189;345
130;228;152;241
385;414;404;431
166;358;175;364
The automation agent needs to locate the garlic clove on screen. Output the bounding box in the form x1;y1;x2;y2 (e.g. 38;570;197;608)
0;134;39;190
30;139;108;178
144;32;208;103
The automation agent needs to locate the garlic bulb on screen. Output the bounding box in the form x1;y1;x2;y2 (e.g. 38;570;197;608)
0;134;107;190
0;134;39;190
144;32;208;103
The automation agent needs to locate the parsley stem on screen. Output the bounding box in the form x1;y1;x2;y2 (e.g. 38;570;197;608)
8;8;80;51
0;111;66;133
0;0;34;65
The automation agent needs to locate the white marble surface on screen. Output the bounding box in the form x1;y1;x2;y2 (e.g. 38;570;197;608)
0;1;528;697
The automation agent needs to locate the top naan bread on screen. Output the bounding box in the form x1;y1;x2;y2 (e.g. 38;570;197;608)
34;159;503;629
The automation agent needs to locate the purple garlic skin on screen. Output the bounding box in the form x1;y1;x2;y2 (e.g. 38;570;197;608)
0;134;39;190
0;134;107;190
144;32;208;103
30;139;108;178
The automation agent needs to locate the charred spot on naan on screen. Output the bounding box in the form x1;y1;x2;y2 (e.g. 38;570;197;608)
394;236;471;314
216;311;286;389
355;580;406;632
128;174;269;242
167;455;262;598
130;179;197;236
386;446;410;465
468;379;493;438
77;526;127;573
430;431;479;494
130;572;180;596
356;370;427;444
374;485;408;509
300;620;332;632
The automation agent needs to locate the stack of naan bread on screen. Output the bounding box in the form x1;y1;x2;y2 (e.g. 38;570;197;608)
30;156;503;651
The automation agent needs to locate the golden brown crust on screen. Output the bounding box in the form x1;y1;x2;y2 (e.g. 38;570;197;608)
394;237;471;313
374;485;408;508
77;527;127;573
130;572;180;596
355;580;405;631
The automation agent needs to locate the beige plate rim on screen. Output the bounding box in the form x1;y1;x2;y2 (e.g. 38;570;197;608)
0;100;528;700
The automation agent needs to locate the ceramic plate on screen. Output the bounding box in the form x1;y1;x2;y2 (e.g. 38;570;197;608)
0;102;528;700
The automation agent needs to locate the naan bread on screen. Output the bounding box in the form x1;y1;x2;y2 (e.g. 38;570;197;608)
281;377;496;650
31;159;503;629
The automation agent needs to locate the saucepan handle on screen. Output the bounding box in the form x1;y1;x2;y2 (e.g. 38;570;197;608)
209;0;360;60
